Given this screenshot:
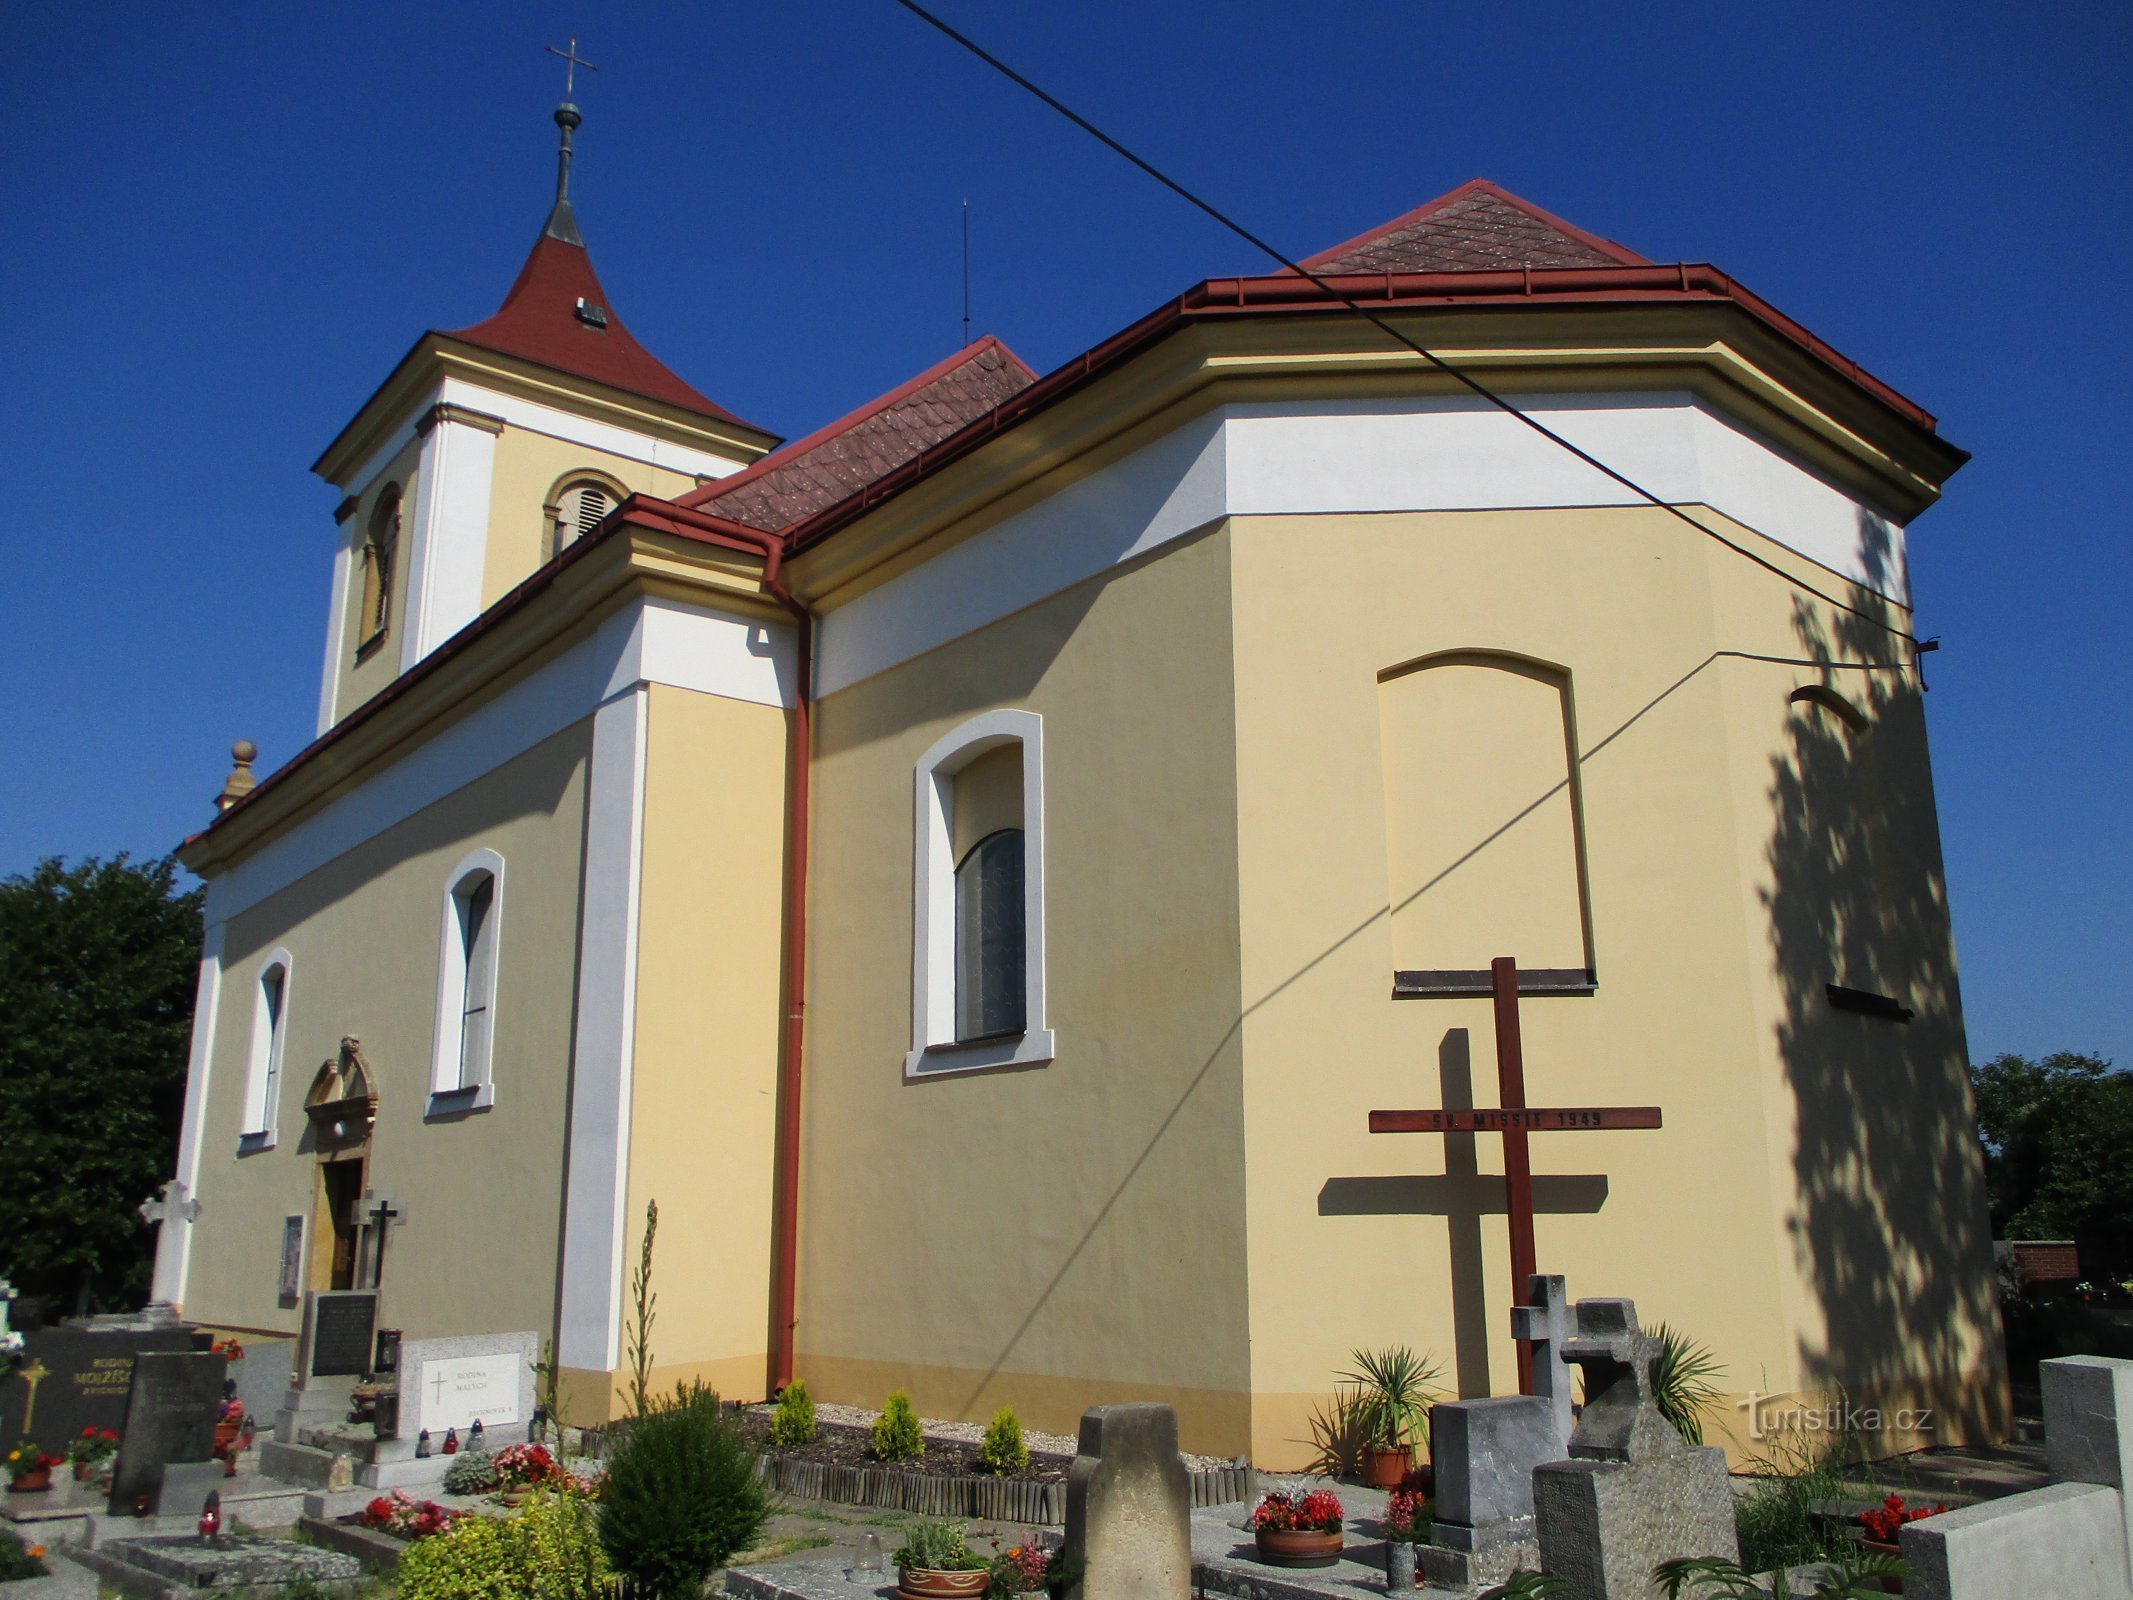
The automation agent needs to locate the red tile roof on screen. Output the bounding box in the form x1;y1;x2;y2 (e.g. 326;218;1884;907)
1299;178;1649;275
677;336;1036;532
447;228;770;436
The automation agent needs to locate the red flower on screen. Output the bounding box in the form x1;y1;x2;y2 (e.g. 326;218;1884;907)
1860;1494;1945;1542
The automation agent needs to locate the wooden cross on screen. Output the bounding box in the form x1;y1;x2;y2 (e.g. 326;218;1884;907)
545;37;600;98
1369;957;1662;1394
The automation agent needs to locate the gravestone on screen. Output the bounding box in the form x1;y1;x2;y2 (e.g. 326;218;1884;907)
1533;1298;1737;1599
106;1347;228;1513
393;1333;537;1442
0;1325;204;1457
1510;1273;1577;1455
74;1533;364;1598
1419;1396;1559;1591
270;1292;376;1451
1063;1403;1192;1600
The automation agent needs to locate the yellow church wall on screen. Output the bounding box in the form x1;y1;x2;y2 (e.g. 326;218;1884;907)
1224;504;2004;1467
179;720;594;1345
575;682;791;1419
794;525;1255;1456
334;434;424;720
480;427;700;610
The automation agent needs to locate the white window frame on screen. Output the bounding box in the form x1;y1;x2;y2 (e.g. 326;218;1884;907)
429;847;505;1114
237;948;293;1151
905;709;1053;1079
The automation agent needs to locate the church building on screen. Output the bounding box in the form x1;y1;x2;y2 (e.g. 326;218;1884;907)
158;98;2006;1466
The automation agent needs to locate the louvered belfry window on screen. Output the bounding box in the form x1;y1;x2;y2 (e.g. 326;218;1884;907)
556;480;615;553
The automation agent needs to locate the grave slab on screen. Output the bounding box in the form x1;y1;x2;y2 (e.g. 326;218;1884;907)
70;1534;364;1600
1899;1482;2133;1600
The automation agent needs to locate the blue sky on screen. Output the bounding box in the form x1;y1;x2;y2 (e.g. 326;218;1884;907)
3;1;2127;1067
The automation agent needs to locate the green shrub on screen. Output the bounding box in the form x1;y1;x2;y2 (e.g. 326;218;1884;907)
770;1379;818;1448
598;1381;770;1599
977;1407;1029;1475
0;1528;48;1582
442;1447;500;1496
872;1390;925;1462
397;1489;609;1600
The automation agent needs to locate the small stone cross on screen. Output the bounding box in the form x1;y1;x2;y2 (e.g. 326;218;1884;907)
1560;1298;1677;1463
0;1279;20;1361
139;1179;202;1228
1510;1273;1575;1455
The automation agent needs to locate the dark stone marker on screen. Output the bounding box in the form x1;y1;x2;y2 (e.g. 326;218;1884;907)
107;1349;228;1514
308;1293;377;1379
0;1326;204;1452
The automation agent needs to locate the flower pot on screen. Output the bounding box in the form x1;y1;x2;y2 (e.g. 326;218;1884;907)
72;1462;91;1483
7;1469;53;1494
898;1567;992;1600
1254;1529;1344;1568
1360;1444;1414;1488
1861;1538;1904;1593
497;1489;528;1509
1383;1541;1417;1590
213;1419;243;1455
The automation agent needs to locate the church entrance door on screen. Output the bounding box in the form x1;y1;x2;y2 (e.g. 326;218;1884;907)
321;1161;364;1291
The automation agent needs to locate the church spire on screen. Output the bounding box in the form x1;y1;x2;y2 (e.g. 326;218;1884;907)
541;38;599;247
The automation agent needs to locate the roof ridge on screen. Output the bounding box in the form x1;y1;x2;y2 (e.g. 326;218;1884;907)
676;334;1035;513
1297;178;1651;275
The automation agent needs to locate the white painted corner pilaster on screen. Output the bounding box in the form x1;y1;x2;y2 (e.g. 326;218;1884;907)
402;407;502;672
154;917;225;1309
556;686;651;1373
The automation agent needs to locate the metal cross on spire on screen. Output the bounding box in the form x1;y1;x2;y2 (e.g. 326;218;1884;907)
545;37;600;100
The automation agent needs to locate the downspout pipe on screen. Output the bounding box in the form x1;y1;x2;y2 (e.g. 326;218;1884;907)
622;496;811;1394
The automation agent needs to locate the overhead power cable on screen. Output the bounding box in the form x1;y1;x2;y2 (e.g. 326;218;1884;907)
886;0;1919;645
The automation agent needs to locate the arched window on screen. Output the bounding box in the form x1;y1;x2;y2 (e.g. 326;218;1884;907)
240;950;293;1148
357;486;401;648
907;710;1053;1077
430;849;505;1111
549;474;625;559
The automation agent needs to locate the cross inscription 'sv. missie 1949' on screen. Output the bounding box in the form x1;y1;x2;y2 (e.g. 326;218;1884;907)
1368;957;1663;1395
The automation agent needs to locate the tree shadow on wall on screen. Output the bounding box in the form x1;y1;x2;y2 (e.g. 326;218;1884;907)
1765;509;2005;1443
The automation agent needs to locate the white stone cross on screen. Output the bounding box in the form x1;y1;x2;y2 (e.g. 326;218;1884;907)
0;1278;20;1360
139;1179;202;1228
1510;1272;1575;1455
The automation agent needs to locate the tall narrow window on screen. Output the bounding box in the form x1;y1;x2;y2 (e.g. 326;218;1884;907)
955;829;1026;1039
430;849;505;1111
240;952;293;1147
357;486;401;649
907;710;1053;1077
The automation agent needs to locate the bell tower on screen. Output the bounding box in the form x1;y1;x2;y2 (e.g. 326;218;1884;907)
307;80;779;733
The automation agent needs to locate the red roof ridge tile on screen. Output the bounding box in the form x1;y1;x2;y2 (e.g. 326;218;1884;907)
447;229;772;437
1297;177;1651;275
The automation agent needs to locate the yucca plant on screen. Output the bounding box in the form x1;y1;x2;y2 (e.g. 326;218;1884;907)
1656;1550;1906;1599
1479;1571;1567;1599
1338;1346;1444;1451
1647;1322;1725;1446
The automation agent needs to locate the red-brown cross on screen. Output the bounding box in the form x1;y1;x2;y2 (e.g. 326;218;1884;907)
1368;956;1662;1394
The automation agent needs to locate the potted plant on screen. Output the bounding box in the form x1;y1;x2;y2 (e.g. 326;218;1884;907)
493;1441;559;1506
1250;1489;1345;1566
988;1541;1050;1599
66;1429;119;1483
1341;1347;1442;1488
1380;1484;1429;1589
894;1519;992;1600
212;1385;246;1459
5;1442;59;1494
1857;1493;1943;1590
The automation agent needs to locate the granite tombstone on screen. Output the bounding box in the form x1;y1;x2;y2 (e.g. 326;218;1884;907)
107;1347;229;1513
0;1325;204;1452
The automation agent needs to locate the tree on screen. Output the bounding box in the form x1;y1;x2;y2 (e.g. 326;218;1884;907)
1972;1051;2133;1240
0;855;203;1311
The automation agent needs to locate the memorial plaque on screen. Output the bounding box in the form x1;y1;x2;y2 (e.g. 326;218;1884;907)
107;1349;227;1513
0;1326;202;1450
308;1292;377;1378
277;1216;305;1302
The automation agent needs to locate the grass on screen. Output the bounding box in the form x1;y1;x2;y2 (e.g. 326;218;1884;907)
732;1533;834;1564
1731;1429;1881;1574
